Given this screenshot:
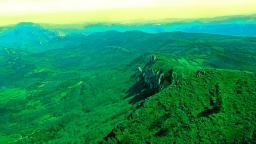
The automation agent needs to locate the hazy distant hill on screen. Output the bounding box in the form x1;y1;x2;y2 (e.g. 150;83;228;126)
0;22;59;52
64;23;256;36
53;15;256;36
1;27;255;70
0;15;255;53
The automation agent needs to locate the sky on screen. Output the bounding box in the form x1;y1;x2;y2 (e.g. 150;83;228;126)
0;0;256;26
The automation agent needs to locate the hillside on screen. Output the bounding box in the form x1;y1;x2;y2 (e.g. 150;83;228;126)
103;55;256;143
0;30;255;143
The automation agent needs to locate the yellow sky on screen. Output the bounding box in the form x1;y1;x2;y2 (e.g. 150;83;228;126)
0;0;256;26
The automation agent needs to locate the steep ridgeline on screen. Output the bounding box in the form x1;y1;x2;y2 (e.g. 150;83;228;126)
103;55;256;143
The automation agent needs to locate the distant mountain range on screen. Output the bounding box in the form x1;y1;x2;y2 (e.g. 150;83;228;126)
0;15;255;52
68;23;256;36
53;14;256;36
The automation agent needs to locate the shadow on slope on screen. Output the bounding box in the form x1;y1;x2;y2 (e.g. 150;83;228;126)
103;67;256;144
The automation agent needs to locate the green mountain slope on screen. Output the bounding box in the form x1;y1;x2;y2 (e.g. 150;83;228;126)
103;55;256;143
0;31;255;143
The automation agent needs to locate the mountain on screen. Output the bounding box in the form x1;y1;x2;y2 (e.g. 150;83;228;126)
0;30;255;143
103;64;256;143
53;15;256;37
0;14;255;53
0;22;59;52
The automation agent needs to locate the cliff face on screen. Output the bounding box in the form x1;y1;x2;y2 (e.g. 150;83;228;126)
103;57;256;143
135;55;173;92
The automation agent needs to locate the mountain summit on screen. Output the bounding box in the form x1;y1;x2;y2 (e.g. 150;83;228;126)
0;22;58;52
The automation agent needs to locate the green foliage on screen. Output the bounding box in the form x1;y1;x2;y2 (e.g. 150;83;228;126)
0;28;255;143
103;69;256;143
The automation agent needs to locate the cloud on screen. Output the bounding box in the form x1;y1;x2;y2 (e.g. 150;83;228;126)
0;0;255;26
0;0;158;16
0;0;256;16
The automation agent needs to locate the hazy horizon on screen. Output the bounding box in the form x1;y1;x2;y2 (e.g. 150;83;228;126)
0;0;256;26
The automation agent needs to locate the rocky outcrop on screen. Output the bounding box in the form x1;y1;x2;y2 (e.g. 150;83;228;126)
135;55;174;92
103;68;256;144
